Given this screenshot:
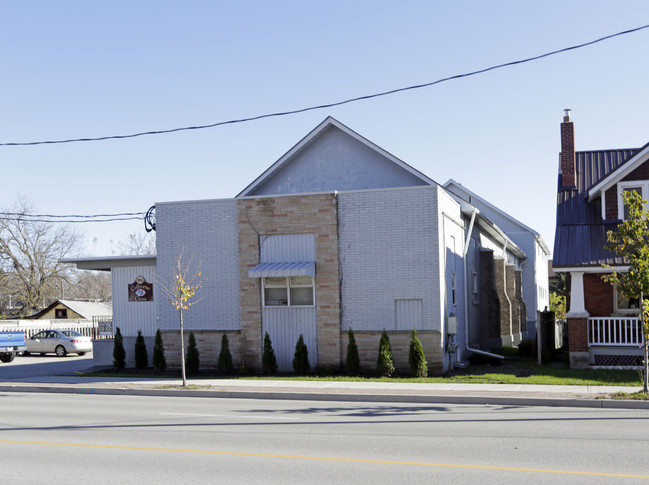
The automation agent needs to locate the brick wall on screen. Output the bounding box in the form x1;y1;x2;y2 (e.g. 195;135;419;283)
560;120;575;187
567;317;588;353
494;258;512;338
584;273;614;316
479;249;501;343
238;194;340;371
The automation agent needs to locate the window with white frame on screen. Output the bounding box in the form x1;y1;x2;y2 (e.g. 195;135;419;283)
614;284;640;314
617;182;648;220
263;276;314;307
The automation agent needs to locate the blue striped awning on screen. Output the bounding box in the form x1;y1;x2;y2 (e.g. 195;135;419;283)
248;262;316;278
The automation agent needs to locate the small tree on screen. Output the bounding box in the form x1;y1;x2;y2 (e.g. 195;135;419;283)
346;328;360;376
603;190;649;392
218;333;235;374
134;330;148;369
292;334;310;375
158;247;206;386
186;331;200;374
152;329;167;373
113;327;126;370
408;328;428;378
262;332;278;375
376;330;395;377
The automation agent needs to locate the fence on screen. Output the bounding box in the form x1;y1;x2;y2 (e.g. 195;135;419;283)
0;317;113;340
588;317;644;346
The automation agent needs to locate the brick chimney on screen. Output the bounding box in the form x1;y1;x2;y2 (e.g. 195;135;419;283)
560;109;576;188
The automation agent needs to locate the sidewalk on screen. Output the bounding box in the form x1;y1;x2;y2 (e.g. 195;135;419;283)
1;375;648;409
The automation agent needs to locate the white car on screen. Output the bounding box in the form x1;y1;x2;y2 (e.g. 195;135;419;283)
25;330;93;357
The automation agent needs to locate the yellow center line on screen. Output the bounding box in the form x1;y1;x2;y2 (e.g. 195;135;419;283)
2;439;648;479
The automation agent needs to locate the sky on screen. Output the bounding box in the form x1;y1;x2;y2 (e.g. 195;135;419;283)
2;1;649;258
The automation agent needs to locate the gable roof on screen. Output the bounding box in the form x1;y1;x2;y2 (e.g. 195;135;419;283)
444;179;550;256
236;117;436;197
28;299;112;320
553;148;640;268
587;141;649;202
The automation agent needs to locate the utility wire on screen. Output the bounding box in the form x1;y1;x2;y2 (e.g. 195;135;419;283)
0;211;145;223
2;23;648;147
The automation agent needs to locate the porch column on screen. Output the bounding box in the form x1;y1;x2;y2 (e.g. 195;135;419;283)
566;271;589;368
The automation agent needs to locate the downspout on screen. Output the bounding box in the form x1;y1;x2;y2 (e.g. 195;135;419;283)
462;204;504;361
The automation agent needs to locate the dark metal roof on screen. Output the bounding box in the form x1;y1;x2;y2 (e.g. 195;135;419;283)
553;149;639;267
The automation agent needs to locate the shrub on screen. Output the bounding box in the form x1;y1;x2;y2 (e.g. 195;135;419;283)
376;330;394;377
262;332;278;375
346;328;360;376
408;328;428;377
292;334;310;375
518;338;535;359
113;327;125;370
186;331;200;374
134;330;148;369
152;329;167;372
218;333;235;374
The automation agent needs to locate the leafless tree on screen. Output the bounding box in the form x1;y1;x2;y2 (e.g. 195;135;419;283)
111;232;156;256
0;198;83;316
66;270;112;302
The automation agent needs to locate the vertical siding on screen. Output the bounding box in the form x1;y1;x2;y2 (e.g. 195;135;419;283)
112;265;157;337
262;307;317;372
395;299;423;330
260;234;316;263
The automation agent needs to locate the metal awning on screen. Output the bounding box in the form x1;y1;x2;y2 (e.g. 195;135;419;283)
248;262;316;278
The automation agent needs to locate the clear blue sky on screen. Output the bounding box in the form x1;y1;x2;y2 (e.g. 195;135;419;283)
2;1;649;258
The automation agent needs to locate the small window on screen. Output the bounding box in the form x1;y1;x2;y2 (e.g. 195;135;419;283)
617;183;647;220
263;276;314;307
55;308;68;319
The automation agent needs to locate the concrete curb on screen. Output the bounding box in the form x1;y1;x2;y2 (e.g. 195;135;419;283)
2;383;649;409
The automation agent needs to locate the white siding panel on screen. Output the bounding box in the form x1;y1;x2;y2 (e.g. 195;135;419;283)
112;265;157;337
262;307;317;372
395;299;423;331
260;234;316;263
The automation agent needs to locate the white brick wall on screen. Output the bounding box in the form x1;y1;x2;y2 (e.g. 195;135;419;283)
338;186;442;332
155;199;240;331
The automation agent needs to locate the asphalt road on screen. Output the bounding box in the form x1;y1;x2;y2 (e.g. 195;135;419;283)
0;353;94;380
2;392;649;484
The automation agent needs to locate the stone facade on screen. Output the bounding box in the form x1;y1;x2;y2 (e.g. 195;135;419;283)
237;194;341;371
160;330;242;369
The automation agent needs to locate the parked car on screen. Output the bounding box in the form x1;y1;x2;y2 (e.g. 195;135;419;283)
24;330;93;357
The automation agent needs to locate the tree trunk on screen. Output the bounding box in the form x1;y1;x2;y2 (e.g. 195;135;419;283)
180;309;186;387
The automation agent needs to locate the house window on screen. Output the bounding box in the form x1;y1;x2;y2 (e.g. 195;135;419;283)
617;183;647;220
55;309;67;319
614;285;640;314
263;276;314;307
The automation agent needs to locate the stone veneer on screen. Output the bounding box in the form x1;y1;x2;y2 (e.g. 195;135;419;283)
160;330;242;369
238;194;341;371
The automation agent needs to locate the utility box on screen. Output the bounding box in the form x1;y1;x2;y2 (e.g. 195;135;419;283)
447;314;457;335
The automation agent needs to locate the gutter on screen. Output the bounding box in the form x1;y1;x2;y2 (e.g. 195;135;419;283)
460;202;505;362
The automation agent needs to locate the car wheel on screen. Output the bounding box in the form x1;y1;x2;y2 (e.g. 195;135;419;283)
77;352;86;356
55;345;67;357
0;353;15;363
22;350;30;356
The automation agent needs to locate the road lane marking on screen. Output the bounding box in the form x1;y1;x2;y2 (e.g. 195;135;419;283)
2;439;648;479
160;412;300;420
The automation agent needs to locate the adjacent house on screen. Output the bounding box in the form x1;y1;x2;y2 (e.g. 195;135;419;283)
68;117;546;373
27;299;112;321
553;109;648;368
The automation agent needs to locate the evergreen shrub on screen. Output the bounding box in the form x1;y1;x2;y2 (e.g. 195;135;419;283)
152;329;167;372
218;333;235;374
113;327;126;370
408;328;428;377
376;330;394;377
262;332;278;375
134;330;148;369
186;331;200;374
346;328;360;376
292;334;310;375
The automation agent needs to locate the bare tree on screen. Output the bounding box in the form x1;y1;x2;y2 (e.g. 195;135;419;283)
111;232;156;256
157;248;206;386
0;198;82;316
66;270;112;302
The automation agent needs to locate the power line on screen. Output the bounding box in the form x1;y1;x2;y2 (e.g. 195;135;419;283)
2;23;648;148
0;211;144;224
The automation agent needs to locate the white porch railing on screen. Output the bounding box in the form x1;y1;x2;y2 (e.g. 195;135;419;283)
588;317;644;346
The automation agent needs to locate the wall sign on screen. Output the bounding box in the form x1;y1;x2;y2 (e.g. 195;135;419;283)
129;276;153;302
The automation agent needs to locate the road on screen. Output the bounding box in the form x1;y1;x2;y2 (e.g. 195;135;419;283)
2;392;649;484
0;353;93;380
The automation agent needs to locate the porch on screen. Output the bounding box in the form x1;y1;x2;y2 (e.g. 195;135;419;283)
588;317;645;367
